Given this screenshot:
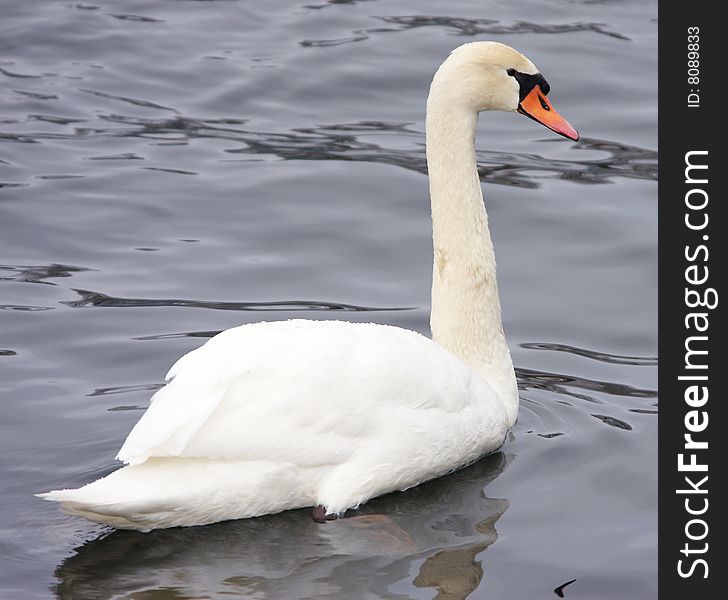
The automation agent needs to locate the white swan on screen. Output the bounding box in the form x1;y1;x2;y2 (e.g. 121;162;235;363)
39;42;578;531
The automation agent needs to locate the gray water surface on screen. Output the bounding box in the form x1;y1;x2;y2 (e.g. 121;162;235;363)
1;1;657;598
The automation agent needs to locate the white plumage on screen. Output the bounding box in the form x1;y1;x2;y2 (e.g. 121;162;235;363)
39;42;578;530
42;320;509;530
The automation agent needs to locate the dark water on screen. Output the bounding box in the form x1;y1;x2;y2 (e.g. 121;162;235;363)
1;0;657;598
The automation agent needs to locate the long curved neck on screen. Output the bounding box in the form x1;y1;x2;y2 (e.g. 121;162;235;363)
425;90;517;413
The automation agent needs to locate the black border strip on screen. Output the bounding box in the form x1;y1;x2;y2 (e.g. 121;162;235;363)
659;3;724;597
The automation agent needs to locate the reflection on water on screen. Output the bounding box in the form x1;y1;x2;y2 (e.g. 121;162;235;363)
301;14;630;47
590;413;632;431
1;114;657;189
372;15;630;39
54;454;510;600
0;263;92;286
63;288;408;312
521;342;658;366
516;366;657;401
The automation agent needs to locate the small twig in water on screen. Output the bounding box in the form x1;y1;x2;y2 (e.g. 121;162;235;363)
554;579;577;597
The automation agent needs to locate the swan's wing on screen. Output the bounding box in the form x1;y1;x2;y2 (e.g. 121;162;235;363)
117;320;489;466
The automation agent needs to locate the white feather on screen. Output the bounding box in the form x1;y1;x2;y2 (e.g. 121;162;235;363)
40;320;511;529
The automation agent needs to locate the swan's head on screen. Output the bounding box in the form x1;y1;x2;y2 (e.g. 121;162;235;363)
430;41;579;141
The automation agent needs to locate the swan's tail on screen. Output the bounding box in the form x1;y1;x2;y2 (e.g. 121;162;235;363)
37;458;313;531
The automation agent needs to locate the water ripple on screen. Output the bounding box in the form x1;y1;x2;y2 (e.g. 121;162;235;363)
133;330;222;341
13;90;58;100
375;15;630;40
0;115;656;187
521;342;657;366
0;263;92;285
107;13;164;24
141;166;197;175
63;288;412;312
0;304;54;311
591;414;632;430
301;15;629;47
304;0;374;9
87;153;143;160
29;114;86;125
78;89;177;112
0;66;42;79
515;366;657;400
88;383;164;397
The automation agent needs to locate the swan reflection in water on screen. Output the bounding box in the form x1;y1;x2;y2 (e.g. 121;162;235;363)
54;452;511;600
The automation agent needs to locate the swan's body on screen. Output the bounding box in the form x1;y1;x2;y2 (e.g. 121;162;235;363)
40;42;577;530
47;321;512;530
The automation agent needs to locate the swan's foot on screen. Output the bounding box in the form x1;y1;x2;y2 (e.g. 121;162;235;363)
311;505;339;523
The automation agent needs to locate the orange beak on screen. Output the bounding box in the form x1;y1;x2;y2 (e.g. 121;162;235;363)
518;85;579;141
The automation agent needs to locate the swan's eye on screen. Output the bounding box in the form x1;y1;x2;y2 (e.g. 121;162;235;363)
506;68;516;76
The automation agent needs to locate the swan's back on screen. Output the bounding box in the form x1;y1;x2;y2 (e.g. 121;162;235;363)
120;320;510;468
